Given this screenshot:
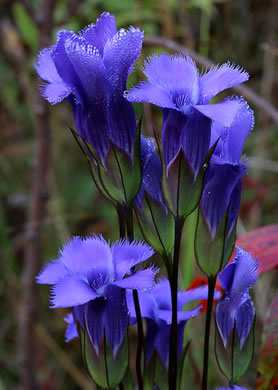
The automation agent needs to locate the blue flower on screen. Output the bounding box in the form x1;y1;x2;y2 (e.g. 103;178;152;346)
127;279;214;368
135;136;166;211
200;102;254;240
37;235;156;354
126;54;249;176
35;13;144;164
216;247;258;349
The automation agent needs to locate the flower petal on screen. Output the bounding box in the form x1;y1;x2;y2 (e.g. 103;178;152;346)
201;157;245;238
212;101;254;163
64;34;108;104
153;322;186;369
85;298;106;354
36;260;68;284
218;261;236;292
151;279;172;310
53;30;86;105
230;248;259;299
135;137;165;210
179;109;211;176
51;276;99;308
177;286;209;309
215;299;234;347
153;322;171;368
103;26;144;90
194;98;244;127
125;81;176;109
34;48;71;104
76;103;111;162
60;236;114;283
108;96;137;158
142;53;199;106
81;12;117;55
145;319;158;363
111;239;154;279
64;313;79;342
113;267;158;290
162;108;186;169
235;297;255;348
85;286;128;355
73;305;85;328
127;290;155;321
156;306;201;324
228;179;243;237
103;285;128;355
199;63;249;104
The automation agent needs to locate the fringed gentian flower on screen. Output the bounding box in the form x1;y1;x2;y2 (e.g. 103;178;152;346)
216;247;259;349
127;279;217;368
37;235;157;355
35;12;144;164
201;102;254;241
135;136;166;212
126;53;249;177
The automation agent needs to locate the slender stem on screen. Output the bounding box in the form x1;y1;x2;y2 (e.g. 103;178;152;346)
116;203;126;238
124;206;144;390
202;276;217;390
119;382;125;390
168;216;184;390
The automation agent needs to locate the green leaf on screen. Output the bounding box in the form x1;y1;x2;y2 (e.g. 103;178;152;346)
69;128;114;202
81;326;129;388
12;2;38;51
195;207;228;277
135;192;175;257
99;135;142;205
215;319;255;384
120;369;134;390
162;148;201;218
161;140;217;219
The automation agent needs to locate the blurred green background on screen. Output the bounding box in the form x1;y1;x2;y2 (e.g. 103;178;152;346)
0;0;277;389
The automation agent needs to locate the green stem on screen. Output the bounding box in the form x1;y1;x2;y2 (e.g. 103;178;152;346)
202;276;217;390
116;203;126;238
168;216;184;390
119;382;124;390
125;207;144;390
181;209;197;289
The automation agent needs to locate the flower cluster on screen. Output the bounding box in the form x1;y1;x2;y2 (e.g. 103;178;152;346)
35;12;143;164
35;11;259;390
37;235;156;353
216;247;258;349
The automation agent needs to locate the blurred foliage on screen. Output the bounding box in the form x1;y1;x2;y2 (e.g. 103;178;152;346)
0;0;278;389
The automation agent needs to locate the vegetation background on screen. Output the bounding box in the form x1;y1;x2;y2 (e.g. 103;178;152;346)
0;0;277;389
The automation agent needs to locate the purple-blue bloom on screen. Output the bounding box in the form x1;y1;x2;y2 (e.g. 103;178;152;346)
201;102;254;240
216;247;258;349
127;279;216;368
35;13;143;163
37;235;157;354
135;136;166;211
126;54;249;176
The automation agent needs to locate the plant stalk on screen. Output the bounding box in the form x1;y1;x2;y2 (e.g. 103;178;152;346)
124;206;144;390
202;276;217;390
168;216;184;390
